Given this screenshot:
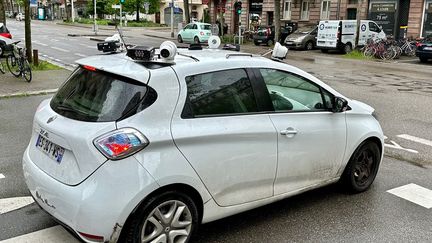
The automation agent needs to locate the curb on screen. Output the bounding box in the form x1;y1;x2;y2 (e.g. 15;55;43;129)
0;89;58;99
142;33;176;40
68;33;111;38
89;37;106;42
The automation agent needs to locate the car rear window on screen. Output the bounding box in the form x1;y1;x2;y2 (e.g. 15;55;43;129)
51;67;155;122
200;24;211;30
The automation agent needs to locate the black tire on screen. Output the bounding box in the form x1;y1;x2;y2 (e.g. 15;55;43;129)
343;43;352;54
22;59;32;82
254;42;260;46
419;57;428;63
305;41;314;51
194;36;200;44
6;55;21;77
321;49;329;53
177;35;183;43
340;141;381;193
0;61;5;74
267;39;274;46
121;191;199;243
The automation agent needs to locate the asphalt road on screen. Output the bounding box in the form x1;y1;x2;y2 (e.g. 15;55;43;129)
1;20;432;242
6;20;164;70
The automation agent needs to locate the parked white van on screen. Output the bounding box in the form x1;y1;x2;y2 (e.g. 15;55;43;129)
317;20;386;53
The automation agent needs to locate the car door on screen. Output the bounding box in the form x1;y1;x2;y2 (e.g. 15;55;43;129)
254;68;347;195
368;21;382;42
181;24;192;41
171;68;278;206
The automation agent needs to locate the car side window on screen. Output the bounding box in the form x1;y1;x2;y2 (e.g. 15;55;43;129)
192;24;198;30
369;22;379;32
185;69;258;117
184;24;191;30
259;69;328;112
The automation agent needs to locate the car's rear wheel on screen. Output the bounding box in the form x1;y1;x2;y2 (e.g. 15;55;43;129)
305;41;314;51
177;35;183;43
194;36;200;44
420;57;428;63
254;42;260;46
343;43;352;54
340;141;381;193
122;191;199;243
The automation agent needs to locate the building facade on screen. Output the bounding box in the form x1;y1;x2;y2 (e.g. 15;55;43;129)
209;0;432;38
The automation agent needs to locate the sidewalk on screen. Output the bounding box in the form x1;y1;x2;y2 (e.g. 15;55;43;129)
0;69;71;98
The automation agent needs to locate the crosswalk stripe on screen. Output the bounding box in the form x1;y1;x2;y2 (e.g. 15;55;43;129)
0;226;79;243
0;197;34;214
397;134;432;147
387;183;432;209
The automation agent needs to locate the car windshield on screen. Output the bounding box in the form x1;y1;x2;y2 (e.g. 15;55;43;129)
51;67;149;122
294;27;315;34
200;24;211;30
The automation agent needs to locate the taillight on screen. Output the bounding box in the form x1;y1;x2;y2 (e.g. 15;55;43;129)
200;31;204;35
83;65;97;71
0;33;12;39
416;42;423;47
93;128;149;160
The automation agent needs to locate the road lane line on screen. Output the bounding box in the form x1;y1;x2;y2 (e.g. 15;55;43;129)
51;47;70;53
384;141;418;154
0;173;5;179
74;53;86;57
0;226;78;243
35;42;48;47
387;183;432;209
397;134;432;147
0;197;34;214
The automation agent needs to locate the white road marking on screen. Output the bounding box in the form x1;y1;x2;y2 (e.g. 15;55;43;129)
387;183;432;209
51;46;70;53
0;226;79;243
35;42;48;47
0;197;34;214
384;136;418;154
51;39;59;42
79;43;95;49
74;53;86;57
397;134;432;147
0;173;5;179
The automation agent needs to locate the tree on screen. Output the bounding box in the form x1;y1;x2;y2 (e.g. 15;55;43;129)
24;0;32;62
0;0;6;25
274;0;281;43
183;0;190;24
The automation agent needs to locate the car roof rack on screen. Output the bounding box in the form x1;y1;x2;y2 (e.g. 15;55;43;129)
225;53;253;59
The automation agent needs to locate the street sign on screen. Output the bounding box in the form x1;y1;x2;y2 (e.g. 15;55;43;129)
112;4;121;9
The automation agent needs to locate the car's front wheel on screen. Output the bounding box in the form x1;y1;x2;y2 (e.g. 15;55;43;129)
420;57;428;63
178;35;183;43
122;191;199;243
194;36;200;44
340;141;381;193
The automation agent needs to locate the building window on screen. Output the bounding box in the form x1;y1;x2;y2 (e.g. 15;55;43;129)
283;0;292;20
321;0;331;20
301;1;310;20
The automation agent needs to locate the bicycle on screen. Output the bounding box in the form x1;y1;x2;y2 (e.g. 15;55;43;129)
6;41;32;82
0;47;5;74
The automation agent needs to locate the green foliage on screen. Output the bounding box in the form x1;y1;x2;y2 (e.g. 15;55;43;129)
201;9;210;23
86;0;115;16
31;61;63;71
343;50;372;60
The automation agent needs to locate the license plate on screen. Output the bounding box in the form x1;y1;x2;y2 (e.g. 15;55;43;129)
424;47;432;50
36;135;65;163
286;41;294;45
257;40;262;43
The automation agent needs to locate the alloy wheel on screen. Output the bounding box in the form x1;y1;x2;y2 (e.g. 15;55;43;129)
353;150;375;187
141;200;192;243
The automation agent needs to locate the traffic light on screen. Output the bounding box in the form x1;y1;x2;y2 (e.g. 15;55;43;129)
234;1;242;15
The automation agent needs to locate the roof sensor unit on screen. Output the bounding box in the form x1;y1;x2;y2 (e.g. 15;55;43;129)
159;41;177;60
208;36;221;49
127;46;155;61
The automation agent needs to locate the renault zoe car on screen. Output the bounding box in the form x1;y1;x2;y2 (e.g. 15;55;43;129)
23;43;384;243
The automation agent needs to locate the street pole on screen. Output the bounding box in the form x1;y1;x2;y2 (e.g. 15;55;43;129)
93;0;97;35
71;0;74;22
170;0;174;38
120;3;123;29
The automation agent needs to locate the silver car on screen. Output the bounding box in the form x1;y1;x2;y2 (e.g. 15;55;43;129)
285;26;318;50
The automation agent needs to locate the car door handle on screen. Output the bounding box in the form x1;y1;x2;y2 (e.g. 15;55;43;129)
280;128;298;136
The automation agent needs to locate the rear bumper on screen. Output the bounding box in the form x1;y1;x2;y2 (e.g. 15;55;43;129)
416;50;432;59
284;41;303;49
23;146;159;243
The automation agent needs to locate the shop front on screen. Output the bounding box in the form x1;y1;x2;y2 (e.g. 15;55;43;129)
423;1;432;37
368;0;410;39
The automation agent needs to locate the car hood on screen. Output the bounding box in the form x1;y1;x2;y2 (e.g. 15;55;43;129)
349;99;375;114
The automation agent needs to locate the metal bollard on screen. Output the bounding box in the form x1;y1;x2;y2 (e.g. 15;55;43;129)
33;49;39;66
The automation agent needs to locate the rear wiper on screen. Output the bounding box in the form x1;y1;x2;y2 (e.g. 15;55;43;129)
55;104;88;116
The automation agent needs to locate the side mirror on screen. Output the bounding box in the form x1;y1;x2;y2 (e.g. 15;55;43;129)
332;97;348;113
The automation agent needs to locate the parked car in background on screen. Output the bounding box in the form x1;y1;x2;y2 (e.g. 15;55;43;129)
416;37;432;63
284;25;318;50
16;13;25;21
177;22;212;44
0;23;12;39
254;26;290;46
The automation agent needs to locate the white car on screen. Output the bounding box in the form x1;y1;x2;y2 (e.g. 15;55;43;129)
23;42;384;243
177;22;212;44
16;13;25;21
